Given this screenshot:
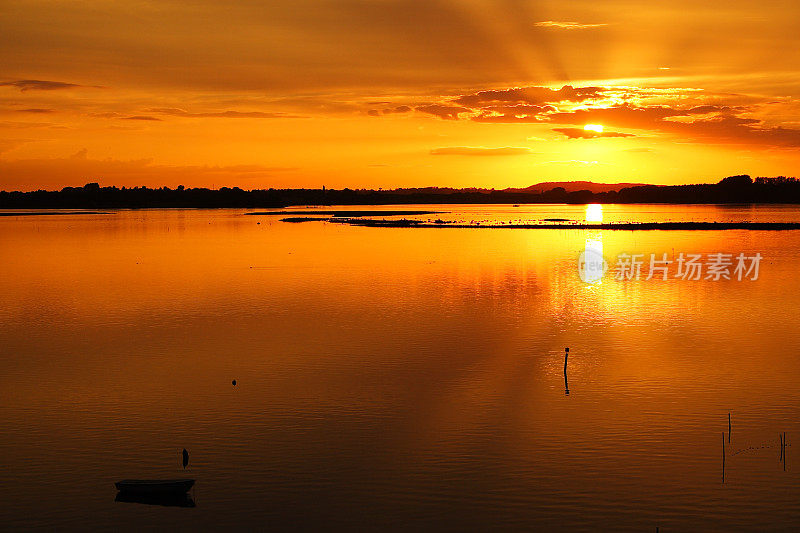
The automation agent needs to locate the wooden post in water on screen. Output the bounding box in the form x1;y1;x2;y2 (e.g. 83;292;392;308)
563;347;570;395
728;413;731;443
722;432;726;483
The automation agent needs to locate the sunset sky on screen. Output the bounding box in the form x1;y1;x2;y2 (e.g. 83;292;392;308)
2;0;800;191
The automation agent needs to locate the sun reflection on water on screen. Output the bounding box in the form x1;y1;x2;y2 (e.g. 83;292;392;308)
586;203;603;222
580;233;606;284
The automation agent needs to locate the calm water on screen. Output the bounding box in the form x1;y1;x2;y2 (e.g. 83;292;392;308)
1;204;800;531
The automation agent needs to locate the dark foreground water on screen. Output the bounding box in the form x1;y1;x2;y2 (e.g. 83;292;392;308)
1;205;799;531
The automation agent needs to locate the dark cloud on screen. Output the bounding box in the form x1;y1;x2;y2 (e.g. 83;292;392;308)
398;83;800;147
471;108;556;122
15;108;55;113
377;87;762;130
686;105;744;114
471;115;536;123
0;120;59;129
89;112;122;118
0;79;92;91
546;106;800;147
480;104;556;115
455;85;605;107
430;146;534;156
675;115;800;146
368;106;411;116
383;105;411;114
469;104;558;123
545;105;686;128
415;104;471;120
553;128;635;139
150;108;302;119
122;115;162;121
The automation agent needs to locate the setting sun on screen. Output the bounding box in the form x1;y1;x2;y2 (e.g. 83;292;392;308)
584;124;604;133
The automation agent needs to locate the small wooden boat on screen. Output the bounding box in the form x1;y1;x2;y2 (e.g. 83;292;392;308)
115;491;196;508
115;479;195;494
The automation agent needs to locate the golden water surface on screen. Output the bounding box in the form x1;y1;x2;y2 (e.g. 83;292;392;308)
1;205;799;530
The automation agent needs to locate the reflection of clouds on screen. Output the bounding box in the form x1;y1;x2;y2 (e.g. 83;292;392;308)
539;160;607;165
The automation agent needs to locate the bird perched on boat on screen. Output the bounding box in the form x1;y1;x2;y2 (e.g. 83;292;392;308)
182;448;189;470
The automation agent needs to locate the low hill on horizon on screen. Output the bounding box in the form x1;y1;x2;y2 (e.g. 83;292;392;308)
505;181;651;194
390;181;651;194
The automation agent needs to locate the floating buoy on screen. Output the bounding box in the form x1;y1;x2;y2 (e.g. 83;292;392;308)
182;448;189;469
232;379;237;386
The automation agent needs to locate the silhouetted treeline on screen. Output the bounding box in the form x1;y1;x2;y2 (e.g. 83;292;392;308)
2;175;800;209
603;175;800;204
0;183;288;209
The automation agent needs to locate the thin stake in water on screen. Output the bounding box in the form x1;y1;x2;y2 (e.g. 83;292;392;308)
722;432;726;484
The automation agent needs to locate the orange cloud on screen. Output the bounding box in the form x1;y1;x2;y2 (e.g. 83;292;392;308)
430;146;535;156
365;84;800;148
367;105;412;116
415;104;472;120
553;128;635;139
534;21;609;30
454;85;604;107
149;108;303;119
122;115;162;121
0;79;99;91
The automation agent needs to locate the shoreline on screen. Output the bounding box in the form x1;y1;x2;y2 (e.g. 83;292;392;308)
247;209;441;217
0;211;110;216
323;219;800;230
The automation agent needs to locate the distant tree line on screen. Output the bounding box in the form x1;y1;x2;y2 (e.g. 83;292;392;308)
2;175;800;209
